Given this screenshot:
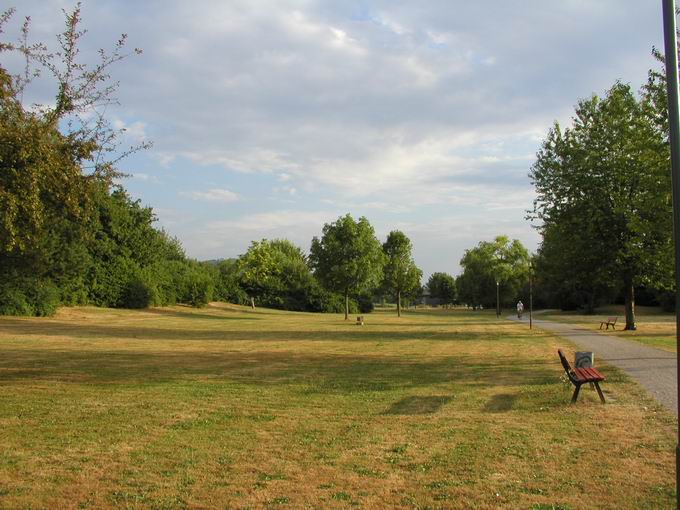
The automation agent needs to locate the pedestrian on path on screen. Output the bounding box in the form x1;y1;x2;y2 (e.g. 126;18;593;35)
516;300;524;319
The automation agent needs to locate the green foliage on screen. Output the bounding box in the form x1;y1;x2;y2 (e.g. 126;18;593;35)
232;238;349;313
0;278;59;316
457;236;529;308
181;264;215;307
426;273;456;305
27;280;60;317
382;231;422;316
120;275;155;309
310;214;385;319
0;284;33;316
530;81;672;327
213;259;249;305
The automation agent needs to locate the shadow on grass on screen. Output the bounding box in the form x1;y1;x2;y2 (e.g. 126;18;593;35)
0;348;561;393
144;308;259;322
483;393;517;413
384;395;452;415
0;321;553;344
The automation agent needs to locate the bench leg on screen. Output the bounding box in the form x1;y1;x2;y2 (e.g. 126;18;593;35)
571;384;581;404
594;382;605;404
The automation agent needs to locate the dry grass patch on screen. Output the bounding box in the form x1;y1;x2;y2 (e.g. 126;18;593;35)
0;304;675;509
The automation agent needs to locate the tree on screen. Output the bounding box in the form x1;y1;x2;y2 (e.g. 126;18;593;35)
0;6;149;315
382;231;422;316
530;82;672;329
237;240;279;308
426;272;456;307
457;236;529;309
309;214;385;320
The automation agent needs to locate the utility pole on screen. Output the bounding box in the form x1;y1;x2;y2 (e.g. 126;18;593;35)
661;1;680;507
529;262;533;330
496;280;500;318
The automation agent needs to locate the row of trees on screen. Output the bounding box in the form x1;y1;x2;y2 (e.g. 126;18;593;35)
529;51;674;330
0;7;219;315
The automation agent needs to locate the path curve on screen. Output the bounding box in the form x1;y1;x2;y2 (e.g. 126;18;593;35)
512;316;678;415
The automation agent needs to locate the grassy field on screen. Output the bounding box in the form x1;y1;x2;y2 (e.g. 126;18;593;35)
540;306;677;353
0;304;676;509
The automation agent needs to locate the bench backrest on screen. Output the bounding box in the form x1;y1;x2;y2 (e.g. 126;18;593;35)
558;349;579;384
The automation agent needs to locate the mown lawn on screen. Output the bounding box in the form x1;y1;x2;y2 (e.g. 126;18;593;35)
540;306;677;353
0;304;676;509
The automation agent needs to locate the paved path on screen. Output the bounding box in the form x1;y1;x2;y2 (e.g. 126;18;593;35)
512;316;678;415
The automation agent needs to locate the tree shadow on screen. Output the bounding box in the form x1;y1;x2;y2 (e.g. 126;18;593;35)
384;395;452;415
483;393;517;413
0;348;562;392
144;308;259;321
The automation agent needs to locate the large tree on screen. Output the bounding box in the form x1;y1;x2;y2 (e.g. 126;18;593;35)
457;236;529;309
382;230;422;317
530;82;672;329
309;214;384;320
427;272;456;307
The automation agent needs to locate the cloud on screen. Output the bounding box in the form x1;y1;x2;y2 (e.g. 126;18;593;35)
180;188;239;202
5;0;662;276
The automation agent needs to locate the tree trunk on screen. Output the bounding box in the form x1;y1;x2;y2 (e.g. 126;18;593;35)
344;289;349;320
624;280;636;330
250;296;255;309
586;292;595;315
397;290;401;317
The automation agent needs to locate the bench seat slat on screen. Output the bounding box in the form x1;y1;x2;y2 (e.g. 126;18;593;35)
574;367;604;382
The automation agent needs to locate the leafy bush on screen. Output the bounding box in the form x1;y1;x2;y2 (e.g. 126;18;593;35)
121;275;154;309
0;285;33;316
181;265;215;307
27;280;60;316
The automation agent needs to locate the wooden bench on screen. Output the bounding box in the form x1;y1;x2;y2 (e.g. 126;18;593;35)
558;349;606;404
599;316;617;330
356;316;364;326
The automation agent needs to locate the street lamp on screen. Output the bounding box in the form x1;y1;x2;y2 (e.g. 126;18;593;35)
496;280;500;318
529;261;533;330
661;0;680;505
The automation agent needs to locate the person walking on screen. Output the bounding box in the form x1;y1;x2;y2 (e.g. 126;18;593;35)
516;300;524;319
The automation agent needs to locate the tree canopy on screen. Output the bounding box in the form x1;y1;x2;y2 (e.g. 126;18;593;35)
456;236;529;309
426;272;456;306
309;214;385;320
530;82;672;329
382;230;422;316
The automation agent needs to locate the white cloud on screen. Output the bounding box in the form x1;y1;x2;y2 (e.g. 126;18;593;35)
180;188;239;202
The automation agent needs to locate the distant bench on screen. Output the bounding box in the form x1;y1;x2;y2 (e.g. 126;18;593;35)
558;349;606;404
599;316;617;330
356;316;364;326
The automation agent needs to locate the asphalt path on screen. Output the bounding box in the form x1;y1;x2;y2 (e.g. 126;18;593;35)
511;315;678;415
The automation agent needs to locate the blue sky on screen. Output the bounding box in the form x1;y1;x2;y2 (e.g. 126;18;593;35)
4;1;666;278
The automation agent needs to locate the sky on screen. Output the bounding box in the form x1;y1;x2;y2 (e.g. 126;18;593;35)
3;1;666;279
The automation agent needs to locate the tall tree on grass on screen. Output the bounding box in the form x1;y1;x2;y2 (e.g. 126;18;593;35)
427;272;457;306
309;214;384;320
530;82;672;330
456;236;529;309
382;230;422;317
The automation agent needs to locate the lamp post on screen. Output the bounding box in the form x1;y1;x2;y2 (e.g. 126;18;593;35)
496;280;500;318
661;0;680;505
529;262;533;330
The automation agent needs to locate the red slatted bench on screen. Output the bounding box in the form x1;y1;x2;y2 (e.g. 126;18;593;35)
558;349;606;404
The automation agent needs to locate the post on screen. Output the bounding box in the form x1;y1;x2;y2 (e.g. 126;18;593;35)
496;280;500;318
529;263;533;330
661;1;680;506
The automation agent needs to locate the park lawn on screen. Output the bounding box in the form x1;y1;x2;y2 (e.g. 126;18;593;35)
540;306;677;353
0;305;675;509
